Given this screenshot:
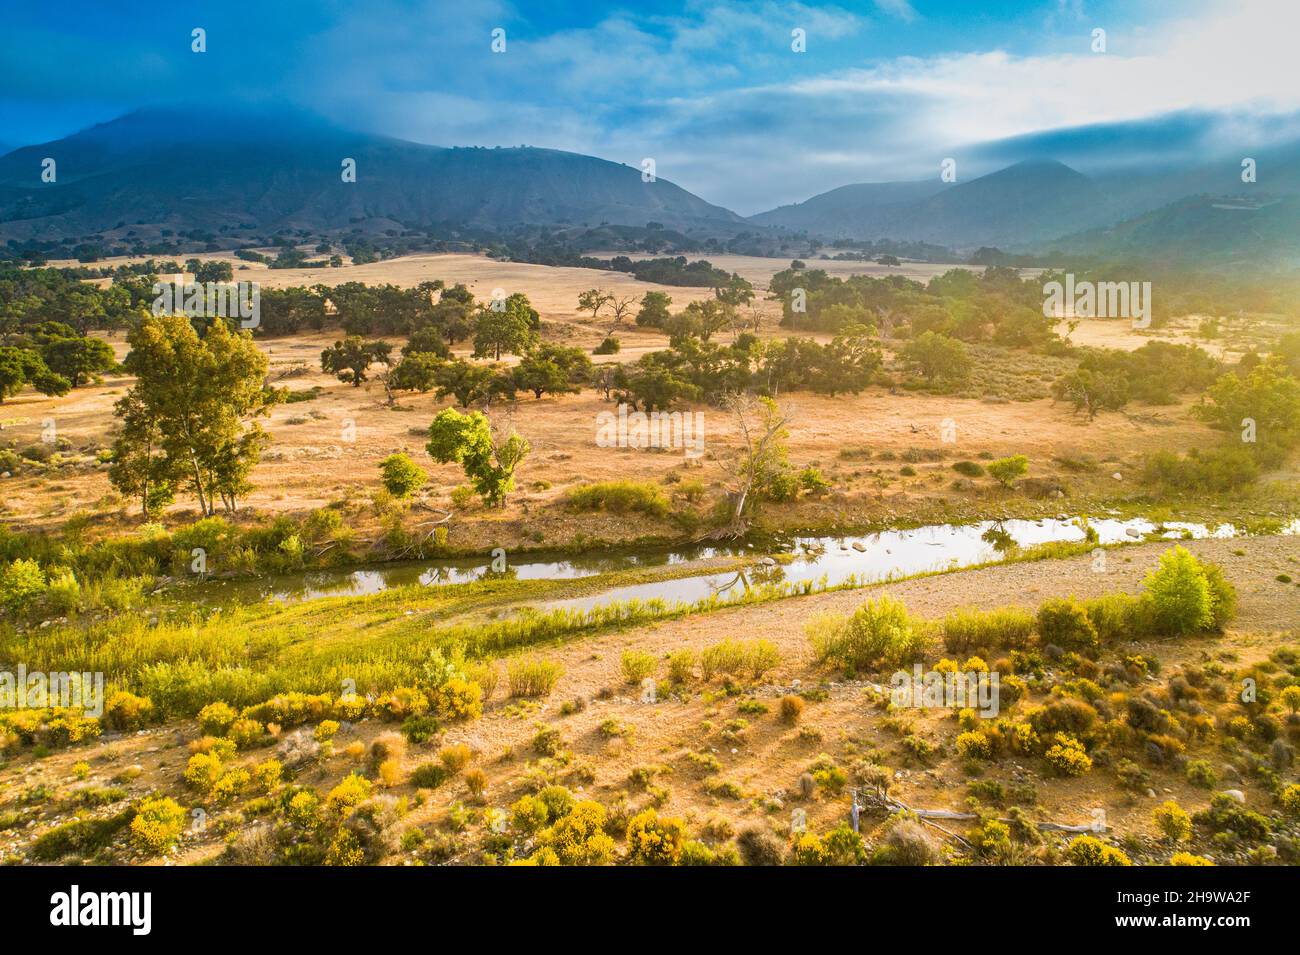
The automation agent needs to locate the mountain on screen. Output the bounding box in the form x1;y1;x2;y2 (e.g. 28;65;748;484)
0;107;748;241
1048;193;1300;267
748;179;948;235
749;160;1116;250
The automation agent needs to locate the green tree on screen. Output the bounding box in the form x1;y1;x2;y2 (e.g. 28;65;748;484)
635;291;672;328
473;295;537;360
111;313;273;516
379;453;428;498
426;408;529;508
1194;358;1300;450
577;289;614;322
0;346;70;402
987;455;1028;487
41;335;116;387
513;345;592;399
901;331;972;383
321;336;392;386
1052;368;1129;419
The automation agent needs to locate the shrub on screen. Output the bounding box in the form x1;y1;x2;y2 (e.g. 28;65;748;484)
1143;546;1221;635
1170;851;1214;866
951;460;984;477
535;800;615;865
130;796;186;855
808;595;928;674
565;481;669;517
1067;835;1131;866
325;774;373;816
956;731;992;761
1192;793;1270;842
1154;800;1192;842
401;713;440;744
1044;733;1092;776
620;649;657;685
184;752;225;793
103;691;155;732
374;686;430;722
986;455;1028;487
438;743;474;774
464;662;499;700
625;809;687;865
700;639;780;681
1279;783;1300;817
667;649;697;684
508;657;563;697
1083;593;1141;643
940;606;1035;654
736;825;785;866
410;762;449;789
1185;759;1217;789
779;695;805;725
877;815;939;866
1036;597;1099;655
0;558;45;612
435;678;483;722
197;701;238;736
379;453;428;498
510;794;550;833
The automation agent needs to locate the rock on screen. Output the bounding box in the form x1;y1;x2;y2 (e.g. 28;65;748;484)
1221;789;1246;804
1125;528;1141;538
851;542;866;552
1112;472;1123;481
1146;788;1156;798
758;557;776;567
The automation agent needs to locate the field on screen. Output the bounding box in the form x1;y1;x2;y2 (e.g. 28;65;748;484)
1;250;1299;870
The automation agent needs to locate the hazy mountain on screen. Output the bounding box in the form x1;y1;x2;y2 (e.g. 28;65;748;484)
1048;193;1300;267
0;107;748;241
750;160;1116;250
748;180;948;235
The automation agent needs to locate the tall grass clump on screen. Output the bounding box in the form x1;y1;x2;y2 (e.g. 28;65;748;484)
508;658;564;698
807;595;929;675
939;606;1034;654
699;639;780;681
564;481;670;518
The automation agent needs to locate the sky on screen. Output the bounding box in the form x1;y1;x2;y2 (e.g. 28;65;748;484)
2;0;1299;214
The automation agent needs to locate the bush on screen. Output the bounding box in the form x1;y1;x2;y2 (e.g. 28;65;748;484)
508;657;563;697
434;678;483;722
565;480;669;517
410;762;449;789
667;649;697;684
699;639;780;681
379;453;428;498
197;701;238;736
1067;835;1131;866
877;815;940;866
951;460;984;477
808;595;928;674
0;558;45;612
625;809;687;865
956;731;992;761
779;695;805;725
736;825;785;866
1279;784;1300;817
620;649;657;686
1193;793;1270;842
986;455;1028;487
103;691;155;731
940;606;1035;654
1142;546;1223;635
1036;597;1099;655
1044;733;1092;776
1153;800;1192;842
535;801;615;865
1170;851;1214;866
438;743;474;773
130;796;186;855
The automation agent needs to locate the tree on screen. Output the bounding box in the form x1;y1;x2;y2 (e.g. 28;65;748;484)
321;336;392;386
636;291;672;328
473;296;537;360
111;313;273;516
426;408;529;508
577;289;614;322
388;353;444;393
379;453;428;498
987;455;1028;487
513;345;592;399
0;346;70;402
107;391;175;519
606;294;638;328
714;394;791;537
434;359;498;408
1194;358;1300;450
900;331;972;382
1052;368;1129;419
41;335;116;387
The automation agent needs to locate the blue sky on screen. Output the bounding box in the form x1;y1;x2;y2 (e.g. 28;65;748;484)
3;0;1298;213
